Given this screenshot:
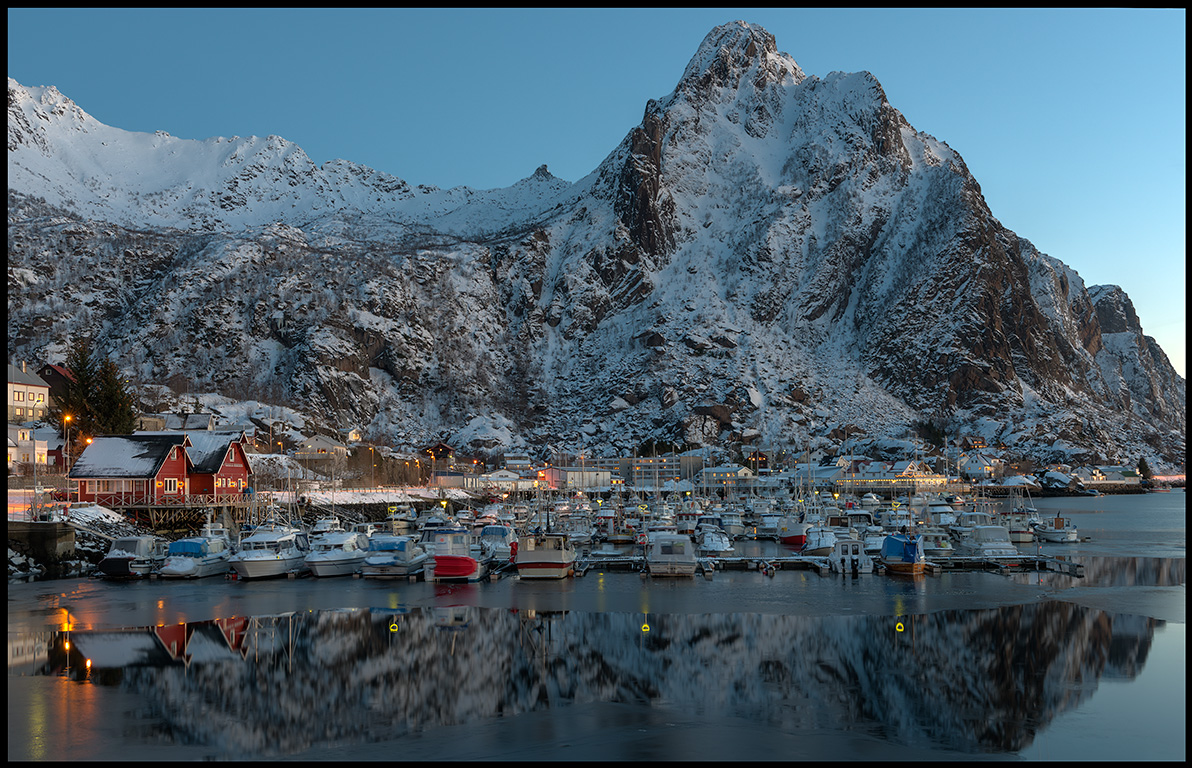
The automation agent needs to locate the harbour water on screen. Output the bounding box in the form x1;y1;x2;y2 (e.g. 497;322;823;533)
7;491;1184;761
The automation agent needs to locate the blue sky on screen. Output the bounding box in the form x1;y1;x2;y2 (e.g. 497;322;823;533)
7;8;1185;376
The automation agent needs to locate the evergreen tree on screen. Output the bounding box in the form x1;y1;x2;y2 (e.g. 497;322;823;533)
94;359;138;434
1138;457;1153;481
54;336;100;437
46;336;138;441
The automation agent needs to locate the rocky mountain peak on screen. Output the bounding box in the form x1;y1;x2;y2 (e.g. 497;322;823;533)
1089;284;1141;335
675;20;805;98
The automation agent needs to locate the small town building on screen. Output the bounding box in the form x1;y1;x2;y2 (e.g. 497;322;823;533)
69;434;193;505
7;362;51;423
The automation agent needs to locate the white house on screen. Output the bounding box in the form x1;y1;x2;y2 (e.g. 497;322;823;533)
700;464;755;491
959;453;1003;481
294;434;348;461
7;363;50;423
8;424;48;468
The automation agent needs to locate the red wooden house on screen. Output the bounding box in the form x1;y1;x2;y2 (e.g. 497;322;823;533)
182;431;253;496
67;431;254;507
69;434;193;506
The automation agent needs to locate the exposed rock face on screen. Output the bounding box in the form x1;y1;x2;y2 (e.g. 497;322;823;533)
5;22;1185;467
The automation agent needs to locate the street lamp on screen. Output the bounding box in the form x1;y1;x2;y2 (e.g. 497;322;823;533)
63;414;72;474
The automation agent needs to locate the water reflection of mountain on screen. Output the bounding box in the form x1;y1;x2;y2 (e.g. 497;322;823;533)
1008;556;1186;589
54;602;1164;756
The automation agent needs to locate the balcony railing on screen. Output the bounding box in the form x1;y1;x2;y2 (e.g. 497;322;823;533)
86;492;257;509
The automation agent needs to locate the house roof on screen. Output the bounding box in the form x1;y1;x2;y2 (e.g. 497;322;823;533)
135;430;249;474
187;433;249;474
7;364;50;388
69;434;190;479
39;363;76;382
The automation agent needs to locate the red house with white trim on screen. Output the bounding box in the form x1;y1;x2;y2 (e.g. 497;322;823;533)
181;431;253;496
69;434;194;506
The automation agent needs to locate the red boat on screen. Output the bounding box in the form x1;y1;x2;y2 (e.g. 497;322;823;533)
778;518;809;548
430;528;490;582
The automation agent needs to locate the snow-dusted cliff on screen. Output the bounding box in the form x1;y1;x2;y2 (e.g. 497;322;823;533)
6;21;1184;467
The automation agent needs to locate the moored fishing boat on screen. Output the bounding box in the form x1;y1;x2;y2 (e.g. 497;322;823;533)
478;524;518;563
1031;514;1079;542
360;534;429;579
777;515;810;548
305;530;371;577
228;519;310;580
645;531;698;577
429;527;493;582
97;535;168;580
880;533;926;575
920;527;955;559
800;525;837;556
695;523;734;556
158;522;233;579
954;525;1019;558
514;531;577;579
828;538;874;574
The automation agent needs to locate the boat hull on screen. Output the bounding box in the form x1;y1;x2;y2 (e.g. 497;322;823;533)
647;561;697;577
307;555;366;577
158;556;230;579
432;555;488;582
97;556;157;580
515;559;576;579
229;554;306;580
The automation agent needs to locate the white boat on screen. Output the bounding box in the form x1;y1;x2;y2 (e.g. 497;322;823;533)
923;497;958;527
514;531;577;579
429;527;492;582
228;520;310;579
828;538;874;574
860;493;882;508
309;516;345;536
478;524;518;564
999;511;1036;543
557;514;596;546
97;535;168;580
801;525;837;556
360;534;429;579
158;523;233;579
954;525;1019;558
645;532;698;577
1031;515;1079;542
920;527;955;559
305;530;371;577
777;516;809;548
695;524;734;556
750;513;783;539
385;504;418;533
949;510;996;540
719;510;746;539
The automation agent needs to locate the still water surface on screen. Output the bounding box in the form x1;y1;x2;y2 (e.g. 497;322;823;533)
7;491;1185;761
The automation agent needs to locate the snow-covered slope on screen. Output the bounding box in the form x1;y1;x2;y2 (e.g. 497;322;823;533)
6;21;1185;468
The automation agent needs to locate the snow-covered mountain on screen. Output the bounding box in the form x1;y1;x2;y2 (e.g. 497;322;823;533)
6;21;1185;468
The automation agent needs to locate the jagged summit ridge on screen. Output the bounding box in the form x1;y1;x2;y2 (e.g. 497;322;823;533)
676;21;805;96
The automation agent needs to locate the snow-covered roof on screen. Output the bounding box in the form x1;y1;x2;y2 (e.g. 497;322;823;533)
7;363;49;388
69;434;190;478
